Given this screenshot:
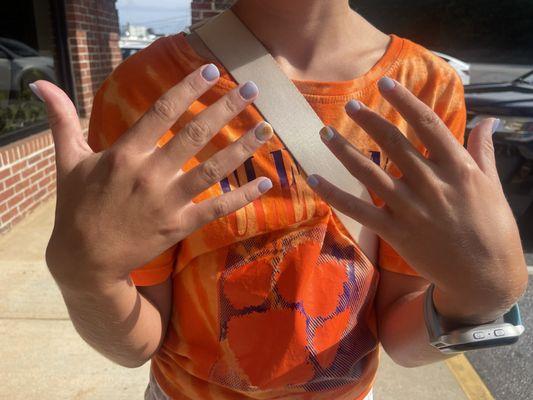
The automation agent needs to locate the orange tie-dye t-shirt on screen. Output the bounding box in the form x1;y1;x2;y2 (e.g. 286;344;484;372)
88;33;466;400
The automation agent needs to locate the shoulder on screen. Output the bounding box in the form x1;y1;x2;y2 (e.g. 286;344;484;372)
391;36;464;99
89;34;199;150
95;33;198;111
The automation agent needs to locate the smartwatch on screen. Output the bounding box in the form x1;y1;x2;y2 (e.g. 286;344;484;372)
424;284;525;354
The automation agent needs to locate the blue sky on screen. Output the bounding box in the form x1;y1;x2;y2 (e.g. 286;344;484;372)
116;0;191;34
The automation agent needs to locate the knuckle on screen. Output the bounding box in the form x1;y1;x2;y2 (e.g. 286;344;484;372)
418;110;441;129
223;96;242;115
382;132;405;149
201;160;223;183
239;137;258;155
242;187;256;204
133;170;156;191
212;198;231;218
185;75;203;94
152;97;178;122
457;160;479;183
183;119;210;146
105;148;132;170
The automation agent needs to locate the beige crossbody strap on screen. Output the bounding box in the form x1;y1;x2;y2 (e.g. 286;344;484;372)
195;10;377;263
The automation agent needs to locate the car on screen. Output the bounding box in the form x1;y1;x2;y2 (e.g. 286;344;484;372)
0;37;57;103
465;70;533;261
433;51;471;85
119;38;155;60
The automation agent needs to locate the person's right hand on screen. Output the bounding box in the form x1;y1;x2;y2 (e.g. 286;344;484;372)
34;64;273;290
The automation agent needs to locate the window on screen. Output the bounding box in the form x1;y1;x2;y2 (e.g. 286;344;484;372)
0;0;71;146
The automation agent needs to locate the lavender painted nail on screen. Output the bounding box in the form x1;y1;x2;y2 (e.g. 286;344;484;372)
201;64;219;82
345;100;361;115
320;126;335;141
378;77;396;92
239;81;259;100
29;83;44;102
491;118;501;134
258;178;273;193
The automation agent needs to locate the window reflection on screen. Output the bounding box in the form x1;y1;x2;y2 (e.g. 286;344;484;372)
0;0;59;139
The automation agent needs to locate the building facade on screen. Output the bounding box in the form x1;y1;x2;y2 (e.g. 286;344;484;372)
0;0;121;234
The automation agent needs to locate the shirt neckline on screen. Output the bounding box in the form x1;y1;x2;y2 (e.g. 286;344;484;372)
169;31;404;98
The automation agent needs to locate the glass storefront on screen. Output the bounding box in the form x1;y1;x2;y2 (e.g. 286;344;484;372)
0;0;70;146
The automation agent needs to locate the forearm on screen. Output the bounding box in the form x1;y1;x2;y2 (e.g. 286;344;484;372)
379;278;526;368
379;289;448;367
58;278;165;368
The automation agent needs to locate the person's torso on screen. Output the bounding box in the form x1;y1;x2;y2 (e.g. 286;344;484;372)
89;32;464;399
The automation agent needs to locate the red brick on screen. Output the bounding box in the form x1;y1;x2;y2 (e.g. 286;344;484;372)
28;153;42;165
22;165;37;179
1;208;18;224
0;187;14;202
18;196;34;212
14;180;29;193
38;176;53;189
7;193;23;208
12;160;27;173
24;185;38;197
4;174;21;187
0;168;10;180
30;171;45;184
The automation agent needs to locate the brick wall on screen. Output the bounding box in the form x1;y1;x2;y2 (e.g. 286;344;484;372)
0;130;57;233
0;0;120;234
65;0;122;117
191;0;235;25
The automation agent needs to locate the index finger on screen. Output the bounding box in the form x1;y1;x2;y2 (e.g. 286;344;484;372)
377;77;466;162
118;63;220;152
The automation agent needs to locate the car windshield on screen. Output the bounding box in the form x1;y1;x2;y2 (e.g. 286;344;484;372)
0;38;39;57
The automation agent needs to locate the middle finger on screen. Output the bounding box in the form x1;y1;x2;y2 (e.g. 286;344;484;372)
160;81;259;169
345;99;434;184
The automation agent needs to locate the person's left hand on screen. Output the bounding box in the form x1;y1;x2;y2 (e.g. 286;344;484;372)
307;77;528;324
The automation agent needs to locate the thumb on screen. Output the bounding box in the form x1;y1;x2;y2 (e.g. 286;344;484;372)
29;80;91;175
467;118;500;183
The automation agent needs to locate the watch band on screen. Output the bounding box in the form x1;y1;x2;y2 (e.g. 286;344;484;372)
424;283;525;353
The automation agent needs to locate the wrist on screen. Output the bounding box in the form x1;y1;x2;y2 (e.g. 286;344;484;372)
46;237;128;294
432;285;514;329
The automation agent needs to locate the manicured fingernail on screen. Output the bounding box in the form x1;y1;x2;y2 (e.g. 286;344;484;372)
345;100;361;115
320;126;335;142
239;81;259;100
491;118;501;134
201;64;219;82
307;175;319;188
29;83;44;102
378;77;396;92
255;122;273;142
258;178;273;193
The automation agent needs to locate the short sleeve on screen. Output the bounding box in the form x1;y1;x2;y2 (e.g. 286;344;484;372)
87;48;178;287
378;69;467;276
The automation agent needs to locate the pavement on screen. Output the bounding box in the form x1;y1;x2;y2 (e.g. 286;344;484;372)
0;196;480;400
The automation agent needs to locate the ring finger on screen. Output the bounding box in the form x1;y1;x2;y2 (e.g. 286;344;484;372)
176;122;273;201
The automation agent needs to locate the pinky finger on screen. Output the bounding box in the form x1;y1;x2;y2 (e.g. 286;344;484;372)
186;177;272;229
308;175;389;233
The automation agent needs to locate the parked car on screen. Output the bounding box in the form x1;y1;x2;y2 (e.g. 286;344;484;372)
465;70;533;258
119;38;154;60
0;38;57;103
434;51;471;85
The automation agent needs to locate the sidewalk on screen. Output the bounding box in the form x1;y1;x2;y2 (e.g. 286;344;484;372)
0;198;471;399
